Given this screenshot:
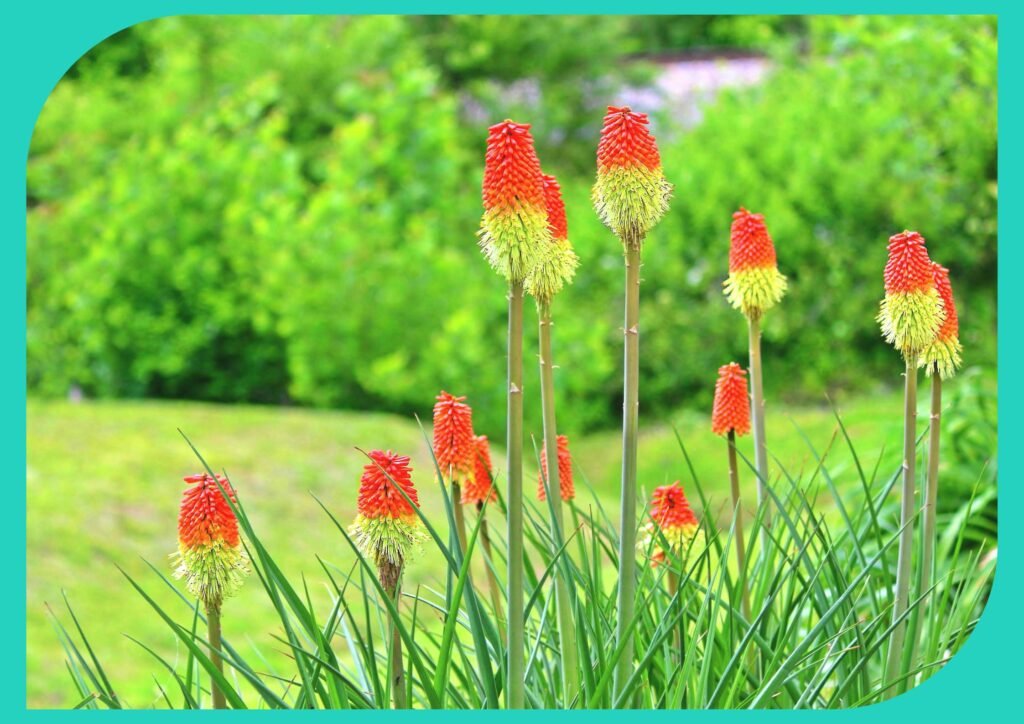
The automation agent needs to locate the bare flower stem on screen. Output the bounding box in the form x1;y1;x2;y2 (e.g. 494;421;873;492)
538;301;580;705
613;246;641;703
886;354;918;693
477;501;507;644
506;281;525;709
727;431;751;622
205;600;226;709
452;481;469;554
747;316;771;548
908;367;942;684
379;557;407;709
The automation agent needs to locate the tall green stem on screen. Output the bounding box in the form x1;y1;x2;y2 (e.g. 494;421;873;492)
908;368;941;684
538;301;580;705
613;247;641;702
727;431;750;622
886;354;918;693
506;282;525;709
381;561;407;709
748;316;771;546
205;601;226;709
452;481;469;554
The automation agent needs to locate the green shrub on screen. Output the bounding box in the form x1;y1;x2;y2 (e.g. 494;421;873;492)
28;15;996;438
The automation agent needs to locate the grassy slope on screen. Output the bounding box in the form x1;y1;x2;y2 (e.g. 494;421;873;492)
27;393;903;707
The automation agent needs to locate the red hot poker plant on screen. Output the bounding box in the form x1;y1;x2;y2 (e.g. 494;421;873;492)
537;434;575;502
593;105;672;699
462;434;497;506
478;120;550;708
432;391;476;483
910;262;963;680
723;207;786;547
877;230;943;696
711;362;752;618
643;481;701;568
350;449;424;709
174;472;249;709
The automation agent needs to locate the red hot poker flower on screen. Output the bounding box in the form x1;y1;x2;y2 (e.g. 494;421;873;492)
527;173;579;304
351;449;425;567
723;208;787;320
462;434;498;505
433;391;476;483
357;450;420;521
711;363;751;437
643;481;702;567
592;106;671;247
877;231;944;357
478;120;550;283
921;262;963;378
538;434;575;501
174;473;248;607
542;174;568;242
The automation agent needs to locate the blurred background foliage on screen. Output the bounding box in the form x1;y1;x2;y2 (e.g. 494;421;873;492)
28;14;997;437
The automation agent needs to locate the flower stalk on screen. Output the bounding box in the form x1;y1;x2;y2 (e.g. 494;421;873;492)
593;105;671;701
909;262;961;680
173;472;249;709
876;230;944;694
477;119;551;708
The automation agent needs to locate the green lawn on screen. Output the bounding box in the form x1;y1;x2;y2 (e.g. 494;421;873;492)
27;393;907;707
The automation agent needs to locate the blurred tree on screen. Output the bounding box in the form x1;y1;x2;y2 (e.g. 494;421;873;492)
27;14;997;437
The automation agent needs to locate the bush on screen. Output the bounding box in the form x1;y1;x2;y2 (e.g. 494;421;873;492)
28;15;997;437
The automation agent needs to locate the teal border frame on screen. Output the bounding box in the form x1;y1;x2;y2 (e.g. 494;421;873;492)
5;1;1014;718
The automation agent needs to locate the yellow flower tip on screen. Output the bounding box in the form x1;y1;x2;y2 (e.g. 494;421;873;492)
525;238;579;304
723;266;788;320
877;288;945;359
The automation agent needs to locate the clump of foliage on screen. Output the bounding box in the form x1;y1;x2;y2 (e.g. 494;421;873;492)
28;15;996;439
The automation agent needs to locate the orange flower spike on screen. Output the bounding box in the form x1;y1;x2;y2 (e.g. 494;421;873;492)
711;363;751;437
527;173;579;304
432;391;476;483
592;106;672;248
877;230;944;358
920;263;963;378
478;120;551;283
351;450;425;566
463;435;498;505
173;473;249;607
642;481;702;567
723;208;788;320
538;434;575;501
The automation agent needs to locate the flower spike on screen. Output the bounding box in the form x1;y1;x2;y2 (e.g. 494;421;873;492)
350;450;426;570
462;434;498;505
432;391;475;483
877;231;945;358
920;263;962;378
478;120;551;283
592;106;672;249
640;481;702;567
723;208;787;320
538;434;575;501
173;473;249;609
526;173;579;304
712;362;752;437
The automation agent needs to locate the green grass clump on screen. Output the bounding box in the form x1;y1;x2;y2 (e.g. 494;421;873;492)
31;379;994;709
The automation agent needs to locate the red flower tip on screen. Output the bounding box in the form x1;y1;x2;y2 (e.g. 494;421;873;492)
462;434;497;505
357;449;420;520
538;434;575;501
729;208;778;273
932;263;959;340
596;105;662;172
649;481;699;533
541;173;569;241
711;362;751;436
482;119;546;214
884;230;935;295
433;391;476;480
178;473;241;549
